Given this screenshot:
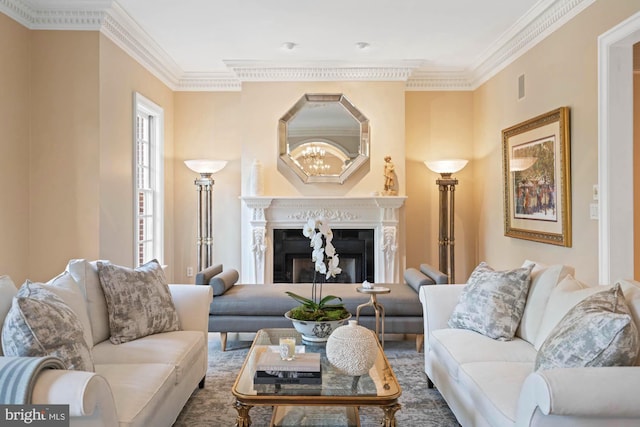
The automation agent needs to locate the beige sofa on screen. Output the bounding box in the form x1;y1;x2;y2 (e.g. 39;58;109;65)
0;259;212;427
419;261;640;427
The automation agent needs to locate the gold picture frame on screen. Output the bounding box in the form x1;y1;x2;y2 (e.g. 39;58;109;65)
502;107;571;246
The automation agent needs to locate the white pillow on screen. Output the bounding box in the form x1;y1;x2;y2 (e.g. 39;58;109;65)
516;260;574;345
534;275;611;350
66;259;110;345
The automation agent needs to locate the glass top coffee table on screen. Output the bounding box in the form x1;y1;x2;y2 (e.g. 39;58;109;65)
232;328;402;427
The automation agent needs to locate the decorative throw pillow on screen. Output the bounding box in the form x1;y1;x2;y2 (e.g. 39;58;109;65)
209;269;239;296
535;284;639;371
516;261;574;345
448;262;533;340
97;259;180;344
1;282;94;371
533;275;608;350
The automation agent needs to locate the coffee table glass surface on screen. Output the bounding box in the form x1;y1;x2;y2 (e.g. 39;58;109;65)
232;328;402;427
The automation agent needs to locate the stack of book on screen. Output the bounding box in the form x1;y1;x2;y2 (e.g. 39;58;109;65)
254;351;322;385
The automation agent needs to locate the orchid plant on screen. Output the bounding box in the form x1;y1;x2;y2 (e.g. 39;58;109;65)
286;218;350;321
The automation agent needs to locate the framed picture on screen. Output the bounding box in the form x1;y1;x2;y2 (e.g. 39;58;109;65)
502;107;571;246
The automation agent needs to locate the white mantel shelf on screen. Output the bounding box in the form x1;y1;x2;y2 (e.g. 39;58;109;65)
240;196;407;284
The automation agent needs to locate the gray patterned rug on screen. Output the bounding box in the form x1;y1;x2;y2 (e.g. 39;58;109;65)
174;334;458;426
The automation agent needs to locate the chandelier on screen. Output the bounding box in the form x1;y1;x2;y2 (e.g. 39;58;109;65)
301;144;330;175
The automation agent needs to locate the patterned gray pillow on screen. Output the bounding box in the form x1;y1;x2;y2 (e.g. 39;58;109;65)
448;262;533;340
97;259;180;344
1;282;94;371
535;284;639;371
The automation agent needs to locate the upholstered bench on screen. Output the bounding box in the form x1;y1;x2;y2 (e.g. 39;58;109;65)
196;264;447;351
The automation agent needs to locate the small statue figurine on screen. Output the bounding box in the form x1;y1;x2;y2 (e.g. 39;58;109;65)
383;155;397;195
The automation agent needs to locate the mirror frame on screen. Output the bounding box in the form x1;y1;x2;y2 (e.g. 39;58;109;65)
278;93;370;184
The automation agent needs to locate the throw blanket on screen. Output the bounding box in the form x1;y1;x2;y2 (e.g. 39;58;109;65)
0;356;65;404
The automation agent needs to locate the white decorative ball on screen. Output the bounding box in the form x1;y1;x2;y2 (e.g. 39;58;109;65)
326;320;378;376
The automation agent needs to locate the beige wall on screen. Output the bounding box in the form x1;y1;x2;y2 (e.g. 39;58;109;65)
635;66;640;279
0;14;30;284
474;0;640;285
29;30;101;281
405;92;475;280
98;34;175;276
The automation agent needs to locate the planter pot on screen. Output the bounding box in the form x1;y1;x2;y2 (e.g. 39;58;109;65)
284;310;352;343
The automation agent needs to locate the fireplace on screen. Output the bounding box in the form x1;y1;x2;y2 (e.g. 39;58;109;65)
273;228;374;283
241;196;406;284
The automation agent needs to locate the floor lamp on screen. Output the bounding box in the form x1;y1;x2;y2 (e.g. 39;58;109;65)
425;159;468;284
184;159;227;273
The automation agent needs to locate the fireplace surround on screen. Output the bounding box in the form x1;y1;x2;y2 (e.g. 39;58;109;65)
241;196;406;284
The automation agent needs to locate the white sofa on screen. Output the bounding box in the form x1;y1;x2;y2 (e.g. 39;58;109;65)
0;259;213;427
419;262;640;427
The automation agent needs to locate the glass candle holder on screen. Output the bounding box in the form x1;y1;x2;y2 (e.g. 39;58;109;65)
279;337;296;361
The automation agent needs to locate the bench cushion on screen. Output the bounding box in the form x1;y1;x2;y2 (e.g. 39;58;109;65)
210;283;421;317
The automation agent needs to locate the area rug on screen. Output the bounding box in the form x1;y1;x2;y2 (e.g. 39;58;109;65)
174;335;458;426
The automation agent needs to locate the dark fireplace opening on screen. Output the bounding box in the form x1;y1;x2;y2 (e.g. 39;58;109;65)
273;228;374;283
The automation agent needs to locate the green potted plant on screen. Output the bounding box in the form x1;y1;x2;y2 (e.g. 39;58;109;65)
285;218;351;342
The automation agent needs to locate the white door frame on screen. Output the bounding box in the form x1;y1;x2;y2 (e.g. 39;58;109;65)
598;12;640;284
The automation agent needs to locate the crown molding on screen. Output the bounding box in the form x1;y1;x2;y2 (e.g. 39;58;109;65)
0;0;595;91
467;0;596;89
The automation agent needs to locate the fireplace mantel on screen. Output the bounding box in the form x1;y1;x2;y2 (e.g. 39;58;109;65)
240;196;406;284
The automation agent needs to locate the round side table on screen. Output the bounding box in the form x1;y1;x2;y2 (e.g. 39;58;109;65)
355;286;390;348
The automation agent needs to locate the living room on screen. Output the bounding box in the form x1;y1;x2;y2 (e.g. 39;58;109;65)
2;1;640;426
2;0;638;290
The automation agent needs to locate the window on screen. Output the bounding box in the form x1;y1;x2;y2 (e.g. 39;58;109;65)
134;93;164;267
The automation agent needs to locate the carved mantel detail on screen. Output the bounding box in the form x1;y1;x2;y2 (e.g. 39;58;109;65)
241;196;406;284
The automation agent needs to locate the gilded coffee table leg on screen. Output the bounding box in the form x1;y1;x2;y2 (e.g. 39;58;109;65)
233;400;253;427
381;402;402;427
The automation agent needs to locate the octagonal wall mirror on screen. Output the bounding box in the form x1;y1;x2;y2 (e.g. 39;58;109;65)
278;94;370;184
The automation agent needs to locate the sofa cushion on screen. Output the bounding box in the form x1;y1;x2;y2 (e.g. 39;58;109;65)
210;269;239;296
535;284;639;371
92;330;204;384
1;282;94;371
430;328;536;380
41;271;94;349
0;276;18;356
516;260;574;345
404;268;435;292
616;279;640;365
95;363;175;427
458;361;534;427
97;260;180;345
66;259;111;345
448;262;533;340
533;275;610;350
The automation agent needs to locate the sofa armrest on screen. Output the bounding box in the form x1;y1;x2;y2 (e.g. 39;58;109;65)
419;284;464;347
32;369;118;425
169;284;213;334
516;367;640;426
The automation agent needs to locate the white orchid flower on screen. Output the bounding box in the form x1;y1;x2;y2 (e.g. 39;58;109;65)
324;242;336;257
311;247;324;262
302;218;316;238
310;233;323;249
326;255;342;279
315;259;327;274
318;219;330;235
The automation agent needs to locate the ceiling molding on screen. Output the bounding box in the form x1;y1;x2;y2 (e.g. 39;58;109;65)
0;0;595;91
467;0;596;89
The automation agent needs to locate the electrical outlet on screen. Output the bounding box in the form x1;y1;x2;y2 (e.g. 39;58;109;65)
186;267;194;277
590;203;599;220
